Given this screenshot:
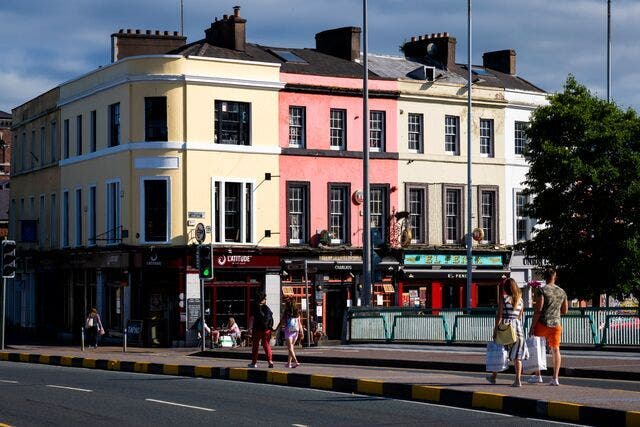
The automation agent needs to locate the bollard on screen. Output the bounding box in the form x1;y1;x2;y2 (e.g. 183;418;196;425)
123;328;127;353
81;327;85;352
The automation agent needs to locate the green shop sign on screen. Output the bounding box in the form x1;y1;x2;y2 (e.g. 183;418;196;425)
403;254;503;266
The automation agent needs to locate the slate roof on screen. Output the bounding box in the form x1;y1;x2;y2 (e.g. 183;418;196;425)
170;39;543;92
0;111;11;119
170;40;381;80
368;53;545;93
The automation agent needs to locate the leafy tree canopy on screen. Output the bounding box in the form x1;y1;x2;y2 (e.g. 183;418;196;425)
523;75;640;299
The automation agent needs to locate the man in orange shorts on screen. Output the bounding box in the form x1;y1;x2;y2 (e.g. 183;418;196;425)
529;267;568;386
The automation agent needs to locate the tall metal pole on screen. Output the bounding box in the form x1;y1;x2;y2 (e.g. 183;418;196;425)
200;277;205;352
362;0;372;306
1;278;6;350
606;0;611;102
304;260;310;347
465;0;474;314
180;0;184;36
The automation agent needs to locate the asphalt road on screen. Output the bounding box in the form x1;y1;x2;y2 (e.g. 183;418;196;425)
0;362;583;427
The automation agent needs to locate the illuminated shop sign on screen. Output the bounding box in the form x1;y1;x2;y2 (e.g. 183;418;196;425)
403;254;503;266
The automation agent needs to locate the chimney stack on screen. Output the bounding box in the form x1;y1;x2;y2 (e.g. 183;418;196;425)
205;6;247;51
401;33;457;70
482;49;516;75
111;29;187;62
315;27;361;62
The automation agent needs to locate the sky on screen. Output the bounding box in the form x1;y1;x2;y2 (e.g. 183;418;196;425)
1;0;639;114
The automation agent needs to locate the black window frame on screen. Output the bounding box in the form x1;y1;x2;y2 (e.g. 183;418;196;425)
286;181;310;245
145;96;168;142
109;102;120;147
478;186;499;244
214;100;251;146
143;178;169;242
288;106;306;148
405;183;428;244
327;183;351;244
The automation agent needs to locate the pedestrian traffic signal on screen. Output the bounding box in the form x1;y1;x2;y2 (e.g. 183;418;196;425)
198;245;212;279
2;240;16;278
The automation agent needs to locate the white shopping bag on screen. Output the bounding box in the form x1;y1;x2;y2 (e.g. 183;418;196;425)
486;341;508;372
523;336;547;373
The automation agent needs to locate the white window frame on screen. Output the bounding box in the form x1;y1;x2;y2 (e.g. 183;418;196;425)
211;177;255;245
479;118;494;157
75;186;83;247
369;110;386;152
288;106;305;148
408;113;423;153
514;190;531;242
106;179;121;245
139;176;171;244
329;109;346;151
88;185;96;246
444;115;459;155
514;121;528;156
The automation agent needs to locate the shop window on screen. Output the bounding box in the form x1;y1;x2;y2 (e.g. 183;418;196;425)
214;100;250;145
372;280;394;307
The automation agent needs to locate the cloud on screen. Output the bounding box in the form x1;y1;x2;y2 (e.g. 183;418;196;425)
0;0;638;112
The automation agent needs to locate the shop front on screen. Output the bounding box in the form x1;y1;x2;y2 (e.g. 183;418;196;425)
205;250;281;331
282;253;399;341
400;251;511;309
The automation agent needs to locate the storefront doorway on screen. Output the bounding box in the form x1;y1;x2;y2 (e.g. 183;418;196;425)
324;287;348;340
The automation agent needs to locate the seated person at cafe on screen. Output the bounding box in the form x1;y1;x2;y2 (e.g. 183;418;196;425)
226;317;241;346
309;315;322;346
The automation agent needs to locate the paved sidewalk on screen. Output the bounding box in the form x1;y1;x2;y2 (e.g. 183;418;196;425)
1;344;639;427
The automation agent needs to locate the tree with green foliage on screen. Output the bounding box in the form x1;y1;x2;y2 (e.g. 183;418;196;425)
522;75;640;301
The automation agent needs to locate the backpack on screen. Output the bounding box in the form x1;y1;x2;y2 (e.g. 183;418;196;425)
287;316;298;332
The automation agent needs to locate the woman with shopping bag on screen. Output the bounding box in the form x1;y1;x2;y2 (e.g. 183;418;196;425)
486;278;528;387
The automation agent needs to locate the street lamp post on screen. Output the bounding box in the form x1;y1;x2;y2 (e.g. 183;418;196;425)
466;0;474;314
607;0;611;102
362;0;372;306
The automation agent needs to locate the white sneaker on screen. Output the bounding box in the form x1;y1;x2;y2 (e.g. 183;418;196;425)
549;378;560;386
247;363;258;368
527;375;543;384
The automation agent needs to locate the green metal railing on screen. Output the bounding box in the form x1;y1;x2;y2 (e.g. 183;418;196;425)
347;307;639;347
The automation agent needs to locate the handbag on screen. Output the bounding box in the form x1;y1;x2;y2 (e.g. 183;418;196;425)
523;336;547;373
486;341;508;372
495;322;517;345
98;328;105;336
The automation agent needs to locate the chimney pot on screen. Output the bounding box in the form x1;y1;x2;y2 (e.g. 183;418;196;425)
127;29;132;34
411;36;416;42
164;31;169;35
223;14;228;20
155;30;160;35
418;35;423;41
119;29;124;33
173;31;178;36
233;6;240;17
444;32;449;37
146;30;151;35
135;29;141;34
431;33;436;38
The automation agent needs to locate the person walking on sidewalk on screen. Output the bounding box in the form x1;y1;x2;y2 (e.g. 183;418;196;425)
248;292;274;368
85;308;104;349
274;299;302;368
487;278;528;387
529;267;568;386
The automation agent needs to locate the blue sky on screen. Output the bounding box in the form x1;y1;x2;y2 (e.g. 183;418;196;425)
1;0;638;113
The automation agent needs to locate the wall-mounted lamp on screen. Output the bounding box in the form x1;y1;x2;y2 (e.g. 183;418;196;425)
281;270;289;277
264;229;280;238
265;173;280;181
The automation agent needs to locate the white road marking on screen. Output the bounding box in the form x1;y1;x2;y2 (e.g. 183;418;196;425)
0;380;18;384
46;385;93;392
292;424;309;427
145;398;215;412
526;418;585;426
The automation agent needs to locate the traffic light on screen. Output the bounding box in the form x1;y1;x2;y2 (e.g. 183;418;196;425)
198;245;212;279
2;240;16;278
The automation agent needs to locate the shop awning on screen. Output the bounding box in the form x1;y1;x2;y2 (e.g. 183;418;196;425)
403;269;510;280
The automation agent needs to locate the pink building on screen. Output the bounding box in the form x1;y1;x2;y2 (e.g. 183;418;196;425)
272;27;400;339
